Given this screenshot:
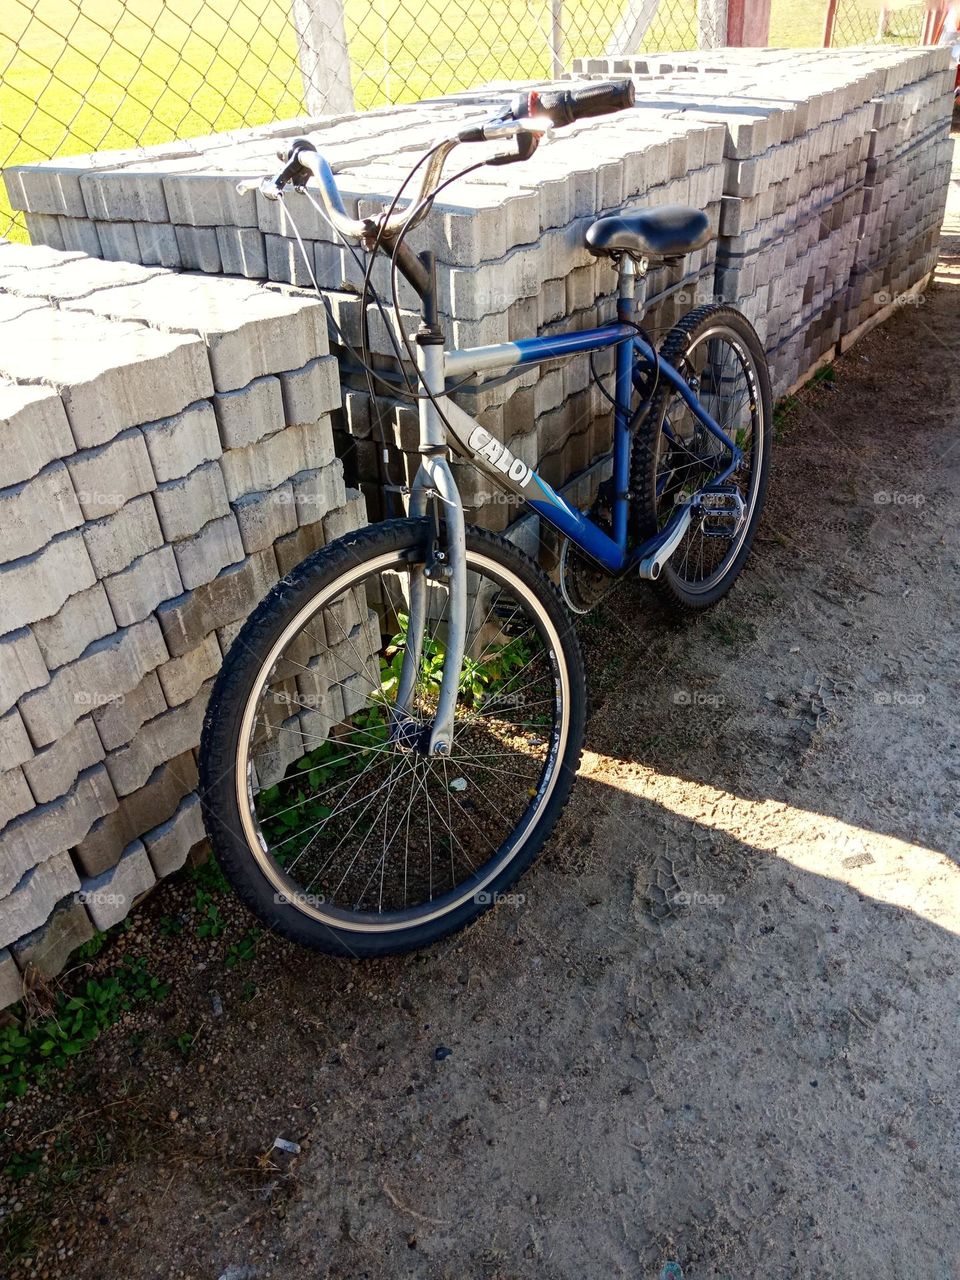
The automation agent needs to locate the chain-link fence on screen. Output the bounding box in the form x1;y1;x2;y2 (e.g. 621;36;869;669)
824;1;931;46
0;0;945;241
0;0;716;238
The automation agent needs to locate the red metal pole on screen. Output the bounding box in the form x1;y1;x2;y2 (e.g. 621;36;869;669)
823;0;839;46
727;0;772;45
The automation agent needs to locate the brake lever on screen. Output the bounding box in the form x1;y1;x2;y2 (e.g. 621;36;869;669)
486;131;541;166
235;175;281;199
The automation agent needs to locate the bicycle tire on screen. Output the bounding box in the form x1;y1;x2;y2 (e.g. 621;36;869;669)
199;517;587;957
631;303;773;611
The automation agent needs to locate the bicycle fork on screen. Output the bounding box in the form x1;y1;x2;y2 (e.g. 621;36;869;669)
393;323;468;757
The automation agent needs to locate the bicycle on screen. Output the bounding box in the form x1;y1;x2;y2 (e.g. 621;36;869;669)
199;79;772;956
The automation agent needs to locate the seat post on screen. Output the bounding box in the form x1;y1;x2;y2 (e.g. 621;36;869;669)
616;253;648;323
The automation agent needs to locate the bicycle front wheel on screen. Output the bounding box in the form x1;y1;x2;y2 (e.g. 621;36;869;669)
200;518;586;956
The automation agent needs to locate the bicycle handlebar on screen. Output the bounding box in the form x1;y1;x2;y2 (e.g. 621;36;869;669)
530;80;636;128
236;79;635;242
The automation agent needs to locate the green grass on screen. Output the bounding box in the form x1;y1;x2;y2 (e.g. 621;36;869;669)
0;0;923;239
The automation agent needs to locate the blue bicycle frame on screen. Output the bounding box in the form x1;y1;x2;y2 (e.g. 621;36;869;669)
401;253;745;754
436;257;743;575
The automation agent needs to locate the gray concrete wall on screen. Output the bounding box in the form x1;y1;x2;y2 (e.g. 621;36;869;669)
0;245;363;1006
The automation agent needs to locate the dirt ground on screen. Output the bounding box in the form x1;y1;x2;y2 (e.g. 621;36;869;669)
3;159;960;1280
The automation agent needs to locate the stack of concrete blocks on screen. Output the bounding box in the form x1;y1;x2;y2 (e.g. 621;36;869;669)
0;241;364;1009
313;111;725;546
841;51;954;344
571;46;955;396
3;98;726;549
5;47;954;522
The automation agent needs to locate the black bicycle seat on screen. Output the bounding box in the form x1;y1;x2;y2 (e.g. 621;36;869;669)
585;205;712;261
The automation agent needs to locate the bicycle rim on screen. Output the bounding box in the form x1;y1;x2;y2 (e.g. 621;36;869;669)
232;545;572;932
654;325;765;593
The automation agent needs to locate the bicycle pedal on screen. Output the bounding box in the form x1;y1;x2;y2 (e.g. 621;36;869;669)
697;487;746;538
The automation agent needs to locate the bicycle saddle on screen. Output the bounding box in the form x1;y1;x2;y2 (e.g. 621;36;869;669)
585;205;712;261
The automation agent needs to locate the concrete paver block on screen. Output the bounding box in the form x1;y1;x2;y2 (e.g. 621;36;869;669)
12;895;95;980
141;401;222;483
65;427;156;520
0;380;75;488
155;632;222;707
0;627;48;718
216;226;267;278
143;792;205;878
74;750;197;876
231;482;299;554
0;948;22;1010
60;272;329;391
19;617;168;748
102;544;184;627
0;768;35;830
279;355;342;424
219;419;336;501
0;764;116;899
154;460;231;542
171;512;245;590
22;715;105;806
80;839;156;931
104;678;212;796
213;373;285;449
135;221;181;268
0;460;83;563
32;581;117;671
0;529;97;634
91;668;167;753
82;492;164;578
174;224;222;273
0;307;213;450
156;548;278;656
0;851;81;952
0;707;34;774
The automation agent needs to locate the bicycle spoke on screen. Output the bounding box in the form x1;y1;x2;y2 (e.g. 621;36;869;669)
237;542;566;921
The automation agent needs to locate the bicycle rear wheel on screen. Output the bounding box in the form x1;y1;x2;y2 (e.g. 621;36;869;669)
200;518;586;956
631;304;772;610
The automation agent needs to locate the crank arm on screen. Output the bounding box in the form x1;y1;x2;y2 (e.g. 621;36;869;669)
637;504;693;581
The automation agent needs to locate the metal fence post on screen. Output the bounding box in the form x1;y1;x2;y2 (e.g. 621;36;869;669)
291;0;355;117
697;0;729;47
551;0;565;79
606;0;663;55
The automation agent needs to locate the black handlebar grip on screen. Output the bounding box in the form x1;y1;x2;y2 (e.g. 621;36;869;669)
532;79;635;128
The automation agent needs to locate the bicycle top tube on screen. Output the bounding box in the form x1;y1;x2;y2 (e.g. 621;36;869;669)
444;324;639;380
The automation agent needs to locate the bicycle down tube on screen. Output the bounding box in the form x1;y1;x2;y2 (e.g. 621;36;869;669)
438;327;744;575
